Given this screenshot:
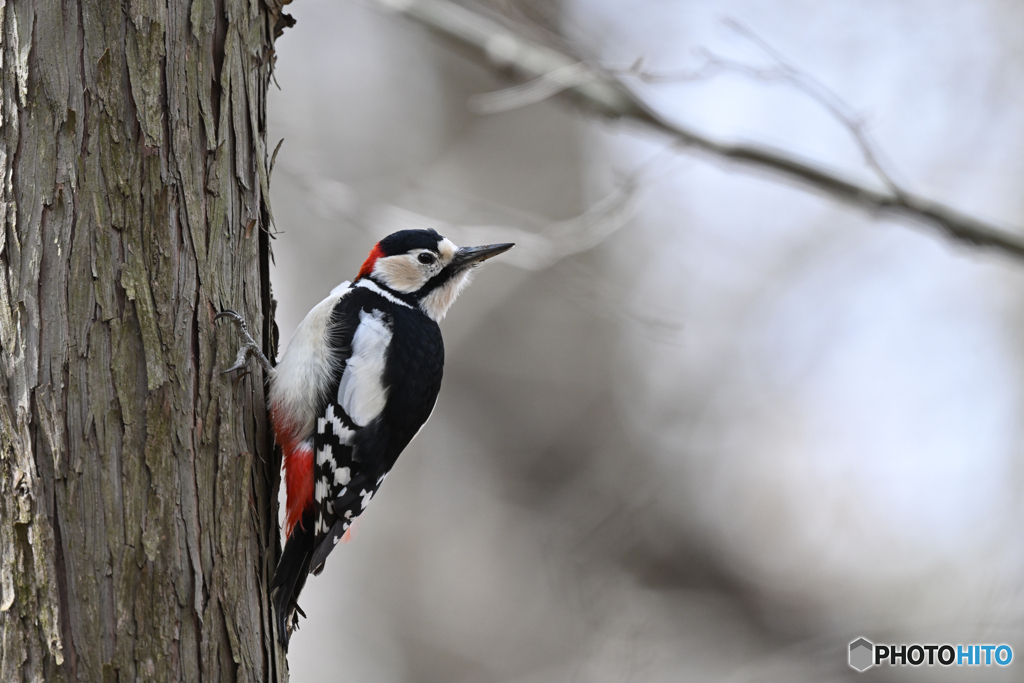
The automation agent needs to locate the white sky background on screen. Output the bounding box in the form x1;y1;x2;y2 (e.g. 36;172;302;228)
268;0;1024;680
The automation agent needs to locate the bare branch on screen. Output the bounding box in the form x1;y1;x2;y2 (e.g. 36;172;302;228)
373;0;1024;261
715;20;902;195
619;44;905;195
469;61;597;114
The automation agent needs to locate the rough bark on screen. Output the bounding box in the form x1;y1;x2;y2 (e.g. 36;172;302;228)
0;0;290;680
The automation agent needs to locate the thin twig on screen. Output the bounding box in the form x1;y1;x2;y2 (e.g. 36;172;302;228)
469;61;593;114
618;45;904;195
373;0;1024;260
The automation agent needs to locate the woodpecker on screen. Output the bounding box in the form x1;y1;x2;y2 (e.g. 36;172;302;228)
218;229;513;647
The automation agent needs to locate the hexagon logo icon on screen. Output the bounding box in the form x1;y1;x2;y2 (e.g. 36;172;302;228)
849;638;874;672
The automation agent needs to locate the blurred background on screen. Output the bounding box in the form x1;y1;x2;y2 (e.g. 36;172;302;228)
267;1;1024;680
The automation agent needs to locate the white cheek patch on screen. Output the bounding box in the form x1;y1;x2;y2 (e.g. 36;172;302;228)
372;254;429;293
337;308;393;426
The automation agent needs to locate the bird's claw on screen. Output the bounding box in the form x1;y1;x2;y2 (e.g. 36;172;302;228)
216;309;274;375
221;359;249;375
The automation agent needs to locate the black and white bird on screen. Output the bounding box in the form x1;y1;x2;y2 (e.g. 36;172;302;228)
218;229;512;647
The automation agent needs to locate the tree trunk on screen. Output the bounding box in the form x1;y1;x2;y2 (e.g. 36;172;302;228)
0;0;290;680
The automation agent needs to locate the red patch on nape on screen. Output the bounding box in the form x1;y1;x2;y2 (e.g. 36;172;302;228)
357;243;385;280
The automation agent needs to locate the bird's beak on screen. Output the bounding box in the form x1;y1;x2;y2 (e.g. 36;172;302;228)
450;243;515;269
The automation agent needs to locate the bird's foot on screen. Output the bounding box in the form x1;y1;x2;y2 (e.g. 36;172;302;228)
215;309;274;375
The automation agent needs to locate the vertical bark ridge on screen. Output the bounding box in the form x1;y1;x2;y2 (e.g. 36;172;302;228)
0;0;293;680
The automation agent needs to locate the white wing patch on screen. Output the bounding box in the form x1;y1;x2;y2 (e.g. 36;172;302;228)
337;308;393;426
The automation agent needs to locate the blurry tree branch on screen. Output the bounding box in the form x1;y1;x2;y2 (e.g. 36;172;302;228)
613;19;905;197
375;0;1024;261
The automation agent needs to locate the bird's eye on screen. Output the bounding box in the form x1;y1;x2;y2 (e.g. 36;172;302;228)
418;253;436;265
